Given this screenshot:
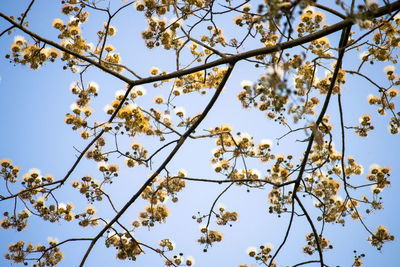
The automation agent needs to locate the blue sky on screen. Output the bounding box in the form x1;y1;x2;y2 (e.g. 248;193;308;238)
0;1;399;266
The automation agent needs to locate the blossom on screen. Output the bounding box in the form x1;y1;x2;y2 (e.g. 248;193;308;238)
0;158;12;168
87;81;99;94
115;89;125;100
174;107;185;117
98;162;108;172
103;104;114;114
47;237;59;244
359;114;371;124
359;51;369;61
135;85;146;96
369;164;380;173
104;44;115;52
246;246;257;257
242;4;251;12
239;132;252;143
186;256;195;266
27;168;41;179
108;164;119;172
135;1;145;11
178;169;187;177
85;205;96;215
217;203;226;212
70;103;81;114
14;35;26;45
149;67;159;75
126;103;137;111
387;88;398;97
58;203;67;212
154;96;164;104
107;25;117;36
240;80;253;90
172;87;182;96
383;65;395;75
365;0;378;10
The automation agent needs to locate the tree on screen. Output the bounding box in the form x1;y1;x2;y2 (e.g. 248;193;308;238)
0;0;399;266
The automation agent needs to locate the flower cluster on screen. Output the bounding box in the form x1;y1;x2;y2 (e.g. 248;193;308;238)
308;141;341;167
344;156;364;177
302;233;332;255
136;171;187;227
289;96;320;123
0;158;20;183
367;88;400;134
292;60;314;96
246;244;275;266
296;6;325;37
198;227;223;245
141;17;183;50
174;67;227;94
265;156;293;185
315;68;346;95
367;225;394;250
128;142;148;165
106;233;142;260
104;91;153;137
366;19;400;63
367;164;391;194
268;188;291;214
138;204;170;226
160;175;186;202
5;239;64;266
86;140;107;162
71;175;103;203
9;36;60;69
31;197;75;223
75;205;98;227
18;169;54;200
215;205;238;226
354;114;374;137
65;81;98;131
0;210;30;231
200;27;227;48
228;169;263;186
256;139;273;162
309;37;332;57
237;67;289;122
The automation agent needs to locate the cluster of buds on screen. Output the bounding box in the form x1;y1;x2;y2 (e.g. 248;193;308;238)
368;225;395;250
367;164;391;194
106;233;142;260
303;233;332;255
198;227;223;244
0;210;30;231
246;244;275;266
0;158;20;183
296;6;325;36
138;204;170;227
9;36;60;69
215;205;238;226
72;175;103;203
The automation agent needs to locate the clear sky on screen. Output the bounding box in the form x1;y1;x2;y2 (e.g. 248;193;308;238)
0;1;399;266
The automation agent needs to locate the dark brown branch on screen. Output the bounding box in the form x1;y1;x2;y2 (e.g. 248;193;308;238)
268;200;295;266
290;25;352;267
20;0;36;24
312;3;346;19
